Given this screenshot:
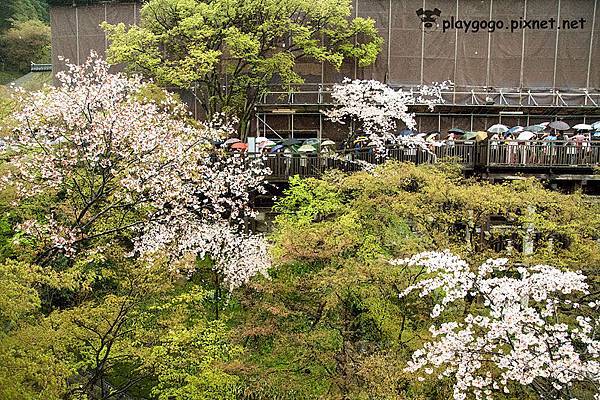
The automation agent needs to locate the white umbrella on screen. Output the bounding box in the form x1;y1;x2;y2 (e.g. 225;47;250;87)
255;136;270;143
487;124;509;134
539;122;550;127
224;138;241;145
591;121;600;130
321;139;336;146
258;140;277;148
573;123;593;131
517;131;535;141
297;144;317;152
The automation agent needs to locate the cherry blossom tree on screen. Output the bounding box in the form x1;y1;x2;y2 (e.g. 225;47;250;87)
325;78;452;150
392;251;600;400
2;52;271;290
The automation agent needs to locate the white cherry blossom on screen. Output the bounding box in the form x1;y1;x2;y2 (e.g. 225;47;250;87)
3;52;271;289
325;78;452;150
392;251;600;400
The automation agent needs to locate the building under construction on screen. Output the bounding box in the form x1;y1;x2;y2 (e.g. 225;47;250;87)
49;0;600;142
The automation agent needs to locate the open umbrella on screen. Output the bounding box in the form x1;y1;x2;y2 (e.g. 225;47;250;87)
398;128;414;136
524;125;545;133
572;123;593;131
517;131;535;141
304;138;321;146
270;144;285;153
475;131;488;142
224;138;241;145
548;121;570;131
298;144;317;152
426;132;440;141
487;124;509;134
282;138;303;146
255;136;269;143
258;140;277;148
462;131;478;140
591;121;600;130
507;126;524;134
353;136;369;143
448;128;465;135
230;142;248;150
321;139;336;146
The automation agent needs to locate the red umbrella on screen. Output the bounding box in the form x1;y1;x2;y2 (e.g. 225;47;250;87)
230;142;248;151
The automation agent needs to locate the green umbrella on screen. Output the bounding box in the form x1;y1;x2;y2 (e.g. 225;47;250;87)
283;138;303;146
524;125;545;133
462;131;478;140
304;138;320;146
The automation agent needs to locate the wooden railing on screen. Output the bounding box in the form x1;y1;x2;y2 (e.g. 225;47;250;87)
261;141;477;180
242;140;600;180
481;140;600;168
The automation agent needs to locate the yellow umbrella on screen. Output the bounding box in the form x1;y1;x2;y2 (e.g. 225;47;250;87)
475;131;488;142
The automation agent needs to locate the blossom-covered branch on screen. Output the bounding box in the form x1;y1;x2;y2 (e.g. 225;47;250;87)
324;78;452;150
2;52;271;289
392;251;600;400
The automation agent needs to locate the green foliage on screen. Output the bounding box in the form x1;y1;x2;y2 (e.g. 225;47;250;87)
0;0;48;31
231;162;600;399
0;19;51;72
104;0;383;136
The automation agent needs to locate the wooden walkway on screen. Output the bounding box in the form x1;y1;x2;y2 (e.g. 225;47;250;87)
256;140;600;181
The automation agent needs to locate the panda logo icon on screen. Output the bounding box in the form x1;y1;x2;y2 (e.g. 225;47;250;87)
416;8;441;32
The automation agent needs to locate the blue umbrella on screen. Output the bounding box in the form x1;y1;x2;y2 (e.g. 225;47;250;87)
507;126;524;134
270;144;285;153
398;129;414;137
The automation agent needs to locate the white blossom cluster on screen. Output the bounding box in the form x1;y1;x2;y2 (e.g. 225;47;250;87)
325;78;452;150
3;52;271;289
392;251;600;400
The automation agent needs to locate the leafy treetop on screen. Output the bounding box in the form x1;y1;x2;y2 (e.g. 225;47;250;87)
104;0;383;137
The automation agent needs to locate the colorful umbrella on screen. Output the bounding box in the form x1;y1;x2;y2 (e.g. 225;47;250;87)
258;140;277;148
475;131;488;142
524;125;545;133
354;136;369;143
230;142;248;150
270;144;285;153
548;121;570;131
507;126;524;134
517;131;535;141
304;138;320;146
487;124;509;134
283;138;303;146
572;124;593;131
297;144;317;152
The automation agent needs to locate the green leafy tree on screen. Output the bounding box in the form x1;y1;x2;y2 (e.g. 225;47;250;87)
104;0;383;137
0;257;242;400
0;0;48;31
231;163;600;399
0;19;51;72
